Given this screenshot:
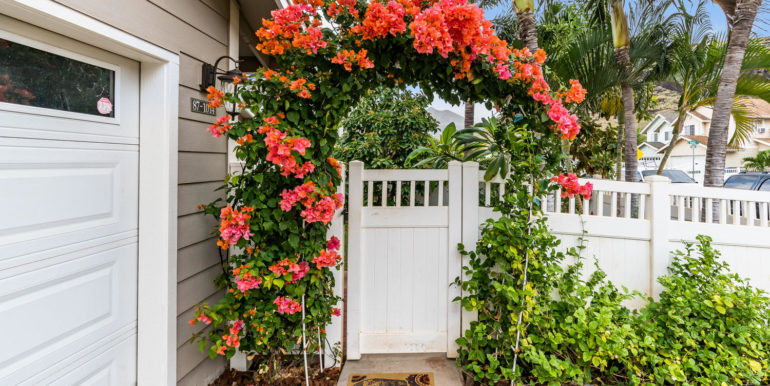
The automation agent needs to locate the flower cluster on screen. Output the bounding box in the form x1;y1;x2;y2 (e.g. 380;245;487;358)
280;181;343;224
409;0;512;80
551;173;593;200
353;1;407;40
256;4;327;56
258;117;315;178
313;248;341;269
216;319;244;354
206;85;224;108
235;271;262;293
563;79;587;104
269;258;310;283
207;115;232;138
327;236;340;251
326;0;359;18
189;311;213;326
274;296;302;314
331;49;375;71
301;193;344;224
217;206;254;249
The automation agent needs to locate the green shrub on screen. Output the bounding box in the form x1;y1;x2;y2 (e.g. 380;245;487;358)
635;235;770;385
456;235;770;385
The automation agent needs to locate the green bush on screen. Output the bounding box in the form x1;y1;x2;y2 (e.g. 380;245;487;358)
456;235;770;385
635;235;770;385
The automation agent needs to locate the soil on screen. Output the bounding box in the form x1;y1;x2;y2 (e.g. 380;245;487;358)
210;366;341;386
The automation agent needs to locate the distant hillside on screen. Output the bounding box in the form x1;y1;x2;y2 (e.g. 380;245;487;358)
426;107;464;134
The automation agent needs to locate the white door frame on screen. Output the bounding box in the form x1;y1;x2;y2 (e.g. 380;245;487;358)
0;1;180;384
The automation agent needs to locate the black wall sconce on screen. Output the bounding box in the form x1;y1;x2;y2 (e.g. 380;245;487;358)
200;55;244;117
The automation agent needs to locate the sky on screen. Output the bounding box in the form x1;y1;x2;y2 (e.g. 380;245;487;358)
427;1;736;124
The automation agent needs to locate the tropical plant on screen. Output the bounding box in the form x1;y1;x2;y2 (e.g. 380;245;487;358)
743;149;770;170
335;87;438;168
704;0;765;187
405;122;467;168
657;3;770;171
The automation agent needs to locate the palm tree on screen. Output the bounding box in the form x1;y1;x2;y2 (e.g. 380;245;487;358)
656;14;770;172
464;101;475;128
704;0;764;187
550;0;671;180
743;149;770;171
514;0;539;51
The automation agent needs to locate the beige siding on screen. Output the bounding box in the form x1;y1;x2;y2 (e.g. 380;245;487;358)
54;0;232;382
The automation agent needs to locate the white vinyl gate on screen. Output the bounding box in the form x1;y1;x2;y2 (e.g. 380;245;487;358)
346;161;463;359
346;161;770;360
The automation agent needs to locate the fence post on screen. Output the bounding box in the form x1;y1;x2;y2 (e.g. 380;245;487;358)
647;175;671;298
346;161;364;360
446;161;463;358
461;162;479;334
325;164;345;368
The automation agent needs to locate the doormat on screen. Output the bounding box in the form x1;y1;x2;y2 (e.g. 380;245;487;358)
348;372;433;386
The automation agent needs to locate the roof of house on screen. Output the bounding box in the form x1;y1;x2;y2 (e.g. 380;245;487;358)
640;141;666;149
660;112;679;124
689;110;710;121
747;98;770;118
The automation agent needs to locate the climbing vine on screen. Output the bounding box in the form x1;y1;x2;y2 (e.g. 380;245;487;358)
188;0;590;378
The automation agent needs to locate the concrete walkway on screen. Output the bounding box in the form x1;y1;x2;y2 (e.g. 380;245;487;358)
336;353;464;386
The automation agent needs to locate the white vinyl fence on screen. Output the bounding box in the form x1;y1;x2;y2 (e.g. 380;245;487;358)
346;161;770;360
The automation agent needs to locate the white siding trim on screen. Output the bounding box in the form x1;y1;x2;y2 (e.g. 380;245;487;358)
0;1;180;384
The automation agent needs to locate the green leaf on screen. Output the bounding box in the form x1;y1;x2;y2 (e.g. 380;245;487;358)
287;111;300;124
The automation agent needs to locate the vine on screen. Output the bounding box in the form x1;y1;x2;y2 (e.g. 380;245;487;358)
188;0;590;380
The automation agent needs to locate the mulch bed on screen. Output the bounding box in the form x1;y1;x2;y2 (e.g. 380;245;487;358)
211;365;341;386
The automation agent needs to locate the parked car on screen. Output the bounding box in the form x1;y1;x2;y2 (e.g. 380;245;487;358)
638;169;697;183
723;172;770;191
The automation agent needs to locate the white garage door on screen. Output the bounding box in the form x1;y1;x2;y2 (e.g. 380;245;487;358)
0;17;139;385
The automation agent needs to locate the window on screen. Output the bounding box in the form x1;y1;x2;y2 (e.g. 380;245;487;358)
665;132;671;141
759;127;767;134
723;175;758;190
685;125;696;135
0;37;115;117
653;133;659;142
760;180;770;192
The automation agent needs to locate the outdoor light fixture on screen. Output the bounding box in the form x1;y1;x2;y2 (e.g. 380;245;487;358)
200;55;244;117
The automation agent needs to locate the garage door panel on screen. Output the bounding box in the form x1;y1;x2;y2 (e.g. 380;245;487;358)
1;18;140;385
0;139;138;268
0;243;137;384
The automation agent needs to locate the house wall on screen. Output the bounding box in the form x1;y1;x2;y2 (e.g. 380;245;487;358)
52;1;232;384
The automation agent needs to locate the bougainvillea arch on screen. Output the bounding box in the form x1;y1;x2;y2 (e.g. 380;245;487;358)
189;0;590;364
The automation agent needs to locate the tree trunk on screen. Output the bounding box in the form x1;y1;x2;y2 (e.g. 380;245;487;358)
464;101;475;128
620;83;639;182
514;2;539;52
657;114;686;174
616;112;624;181
704;0;762;188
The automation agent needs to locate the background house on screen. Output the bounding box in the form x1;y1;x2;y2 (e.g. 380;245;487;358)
0;1;280;385
637;100;770;183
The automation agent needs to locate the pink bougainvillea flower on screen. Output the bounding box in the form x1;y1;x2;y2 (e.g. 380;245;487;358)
274;296;302;314
332;307;341;316
313;249;341;269
327;236;340;251
269;258;310;283
235;272;262;293
551;173;593;201
207;115;232;138
196;312;213;325
217;206;254;249
215;345;227;355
